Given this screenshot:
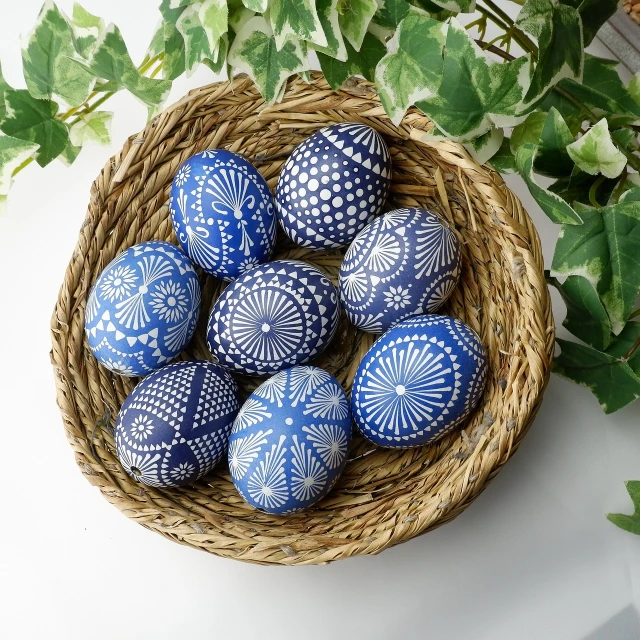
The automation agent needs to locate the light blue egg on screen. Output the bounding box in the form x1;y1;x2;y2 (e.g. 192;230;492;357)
170;150;277;281
85;241;201;376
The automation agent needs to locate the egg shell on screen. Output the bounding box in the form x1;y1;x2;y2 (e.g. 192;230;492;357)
170;150;277;280
85;241;201;377
228;366;352;514
207;260;340;376
339;208;461;333
115;360;240;487
276;123;391;249
351;315;488;448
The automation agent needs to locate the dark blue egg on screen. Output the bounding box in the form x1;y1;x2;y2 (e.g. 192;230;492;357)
207;260;339;376
228;366;351;514
85;241;201;377
351;315;487;448
170;150;277;281
115;360;240;487
276;123;391;248
339;208;461;333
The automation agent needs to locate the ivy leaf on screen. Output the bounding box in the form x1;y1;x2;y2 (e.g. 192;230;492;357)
71;3;105;57
562;0;618;46
549;167;617;207
163;21;187;80
552;201;640;334
567;119;627;179
604;321;640;376
554;338;640;413
534;107;575;178
313;0;347;61
0;133;39;210
21;1;96;108
241;0;267;11
621;188;640;205
203;32;229;75
463;127;503;164
374;0;413;28
0;61;9;125
339;0;378;51
516;0;583;104
489;138;517;174
516;144;582;224
69;110;112;146
228;16;308;104
59;140;82;165
428;0;476;10
0;90;68;167
510;111;547;155
630;73;640;108
86;25;172;106
374;14;446;126
199;0;228;54
318;32;385;89
176;4;213;74
269;0;327;50
608;481;640;535
229;4;255;32
417;20;532;141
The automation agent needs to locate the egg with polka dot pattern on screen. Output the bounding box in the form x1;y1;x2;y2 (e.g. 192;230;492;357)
276;123;391;248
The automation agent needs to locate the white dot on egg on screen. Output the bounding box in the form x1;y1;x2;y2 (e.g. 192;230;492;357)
360;200;367;208
310;167;318;176
347;205;357;215
369;195;375;203
299;187;306;197
347;193;354;202
308;178;319;191
304;150;311;157
333;196;343;207
320;189;331;200
285;417;293;425
332;172;340;181
321;175;330;184
322;204;330;213
324;215;332;223
291;165;299;176
359;211;369;221
207;218;214;225
345;181;353;189
333;184;341;193
291;180;297;188
299;172;308;183
312;208;320;216
338;223;346;230
301;199;308;208
335;212;343;220
355;178;361;184
356;189;364;197
311;157;318;164
321;164;329;172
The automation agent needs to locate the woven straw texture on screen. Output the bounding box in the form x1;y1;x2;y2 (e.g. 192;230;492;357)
51;73;554;565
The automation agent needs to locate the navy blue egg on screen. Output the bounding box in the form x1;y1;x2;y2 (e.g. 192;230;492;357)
276;123;391;248
228;366;351;514
85;241;201;377
339;208;461;333
207;260;340;376
351;315;487;448
169;150;277;281
115;360;240;487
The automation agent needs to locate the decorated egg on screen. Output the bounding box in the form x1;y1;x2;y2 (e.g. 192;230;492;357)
207;260;340;375
85;241;201;377
169;150;277;280
339;208;461;333
115;360;239;487
228;366;351;514
351;315;487;448
276;123;391;249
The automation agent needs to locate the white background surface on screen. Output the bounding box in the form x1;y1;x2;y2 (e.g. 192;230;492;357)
0;2;639;639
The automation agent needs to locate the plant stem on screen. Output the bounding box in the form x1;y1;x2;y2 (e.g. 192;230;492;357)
478;0;538;58
589;175;605;207
611;168;629;205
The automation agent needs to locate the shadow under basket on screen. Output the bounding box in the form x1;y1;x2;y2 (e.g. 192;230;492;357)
50;72;554;566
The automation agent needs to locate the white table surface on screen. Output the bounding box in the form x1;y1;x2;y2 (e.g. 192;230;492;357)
1;3;639;639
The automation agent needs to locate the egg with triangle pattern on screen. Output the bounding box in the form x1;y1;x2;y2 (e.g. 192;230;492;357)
115;360;240;487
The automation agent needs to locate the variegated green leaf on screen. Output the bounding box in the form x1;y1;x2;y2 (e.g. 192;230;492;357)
464;127;503;164
621;188;640;205
428;0;475;10
176;4;214;74
516;0;583;104
375;14;447;126
203;32;230;74
200;0;228;52
489;138;517;174
0;61;9;125
535;107;575;178
313;0;347;61
146;21;165;58
228;16;308;104
71;3;104;57
516;144;582;225
69;111;112;146
552;201;640;334
549;168;617;208
0;90;68;167
608;481;640;535
339;0;378;51
510;111;547;155
567;119;627;179
0;133;39;210
241;0;267;11
59;139;82;166
163;21;187;80
630;73;640;108
417;19;532;140
562;0;618;46
374;0;412;28
21;1;96;108
229;5;255;32
269;0;327;50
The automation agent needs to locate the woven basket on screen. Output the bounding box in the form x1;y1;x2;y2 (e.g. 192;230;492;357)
51;73;554;565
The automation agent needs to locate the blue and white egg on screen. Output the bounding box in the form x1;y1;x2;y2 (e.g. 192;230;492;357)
115;360;240;487
351;315;487;448
85;241;201;377
208;260;340;376
339;208;461;333
276;123;391;249
228;366;352;514
170;150;277;281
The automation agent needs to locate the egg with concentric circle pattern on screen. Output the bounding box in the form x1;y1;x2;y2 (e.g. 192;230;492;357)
276;123;391;248
115;360;240;487
228;365;352;514
169;149;277;281
339;207;461;333
207;260;340;376
85;241;201;377
351;315;487;448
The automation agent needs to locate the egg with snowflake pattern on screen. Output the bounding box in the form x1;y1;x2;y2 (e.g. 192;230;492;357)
276;123;391;249
169;150;277;281
207;260;340;376
84;241;201;377
115;360;240;487
339;207;461;333
228;366;352;514
351;315;487;448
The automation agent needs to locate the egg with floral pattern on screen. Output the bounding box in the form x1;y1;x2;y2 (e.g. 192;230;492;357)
228;366;351;514
207;260;340;376
339;208;461;333
276;123;391;249
115;360;240;487
351;315;487;448
85;241;201;377
169;150;277;281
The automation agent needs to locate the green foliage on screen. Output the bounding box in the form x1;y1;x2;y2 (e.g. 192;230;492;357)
608;482;640;535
